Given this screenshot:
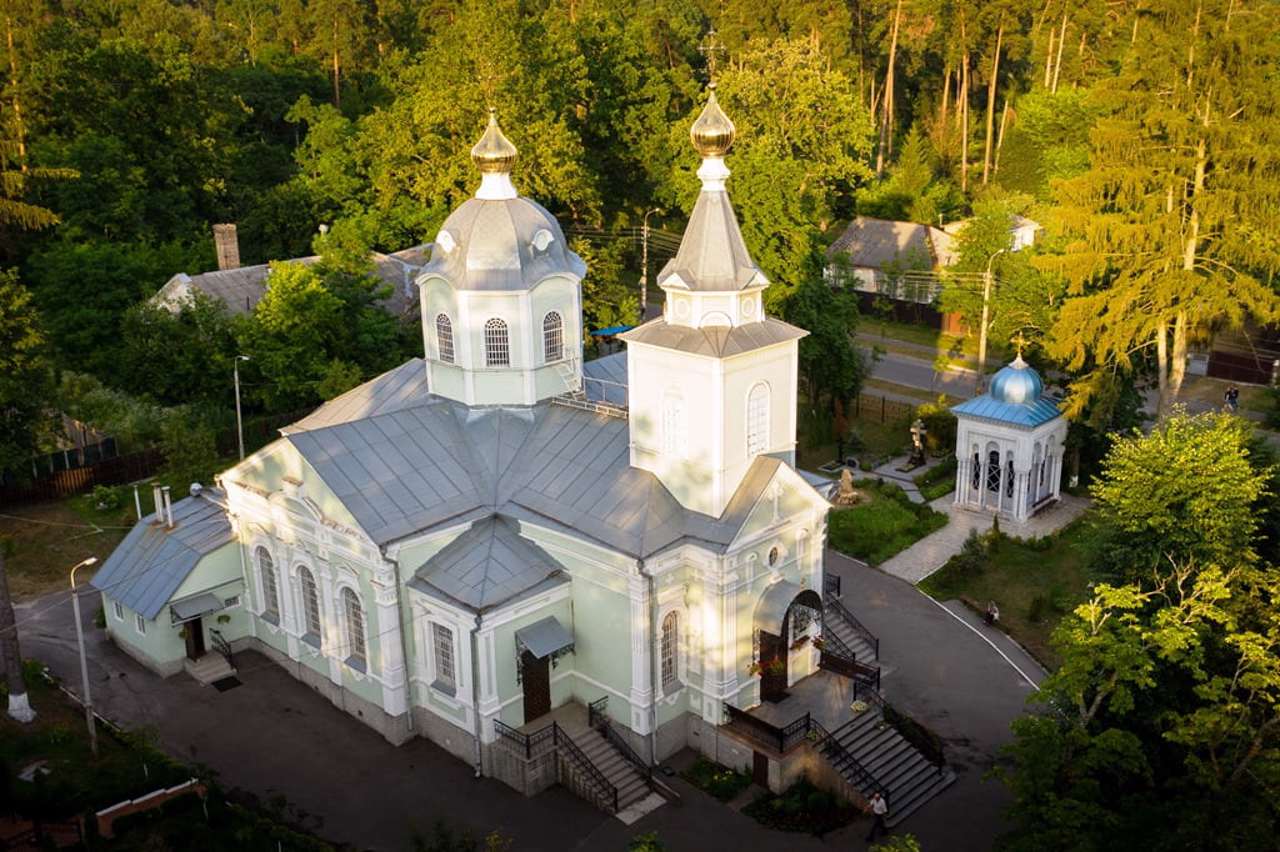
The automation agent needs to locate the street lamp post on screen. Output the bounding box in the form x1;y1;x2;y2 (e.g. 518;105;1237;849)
639;207;663;323
69;556;99;757
976;248;1007;393
234;355;250;460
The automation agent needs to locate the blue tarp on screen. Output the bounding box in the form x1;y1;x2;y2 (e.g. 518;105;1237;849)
590;324;634;336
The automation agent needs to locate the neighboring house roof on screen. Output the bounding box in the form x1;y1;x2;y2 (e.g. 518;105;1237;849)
263;355;795;558
89;490;234;620
826;216;955;270
619;316;806;358
408;515;567;612
656;189;766;292
151;246;430;318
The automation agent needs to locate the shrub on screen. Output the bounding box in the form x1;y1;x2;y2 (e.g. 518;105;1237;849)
91;484;121;510
1028;595;1049;624
680;758;751;802
915;397;958;454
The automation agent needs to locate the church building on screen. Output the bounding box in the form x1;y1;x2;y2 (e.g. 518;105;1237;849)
92;88;838;801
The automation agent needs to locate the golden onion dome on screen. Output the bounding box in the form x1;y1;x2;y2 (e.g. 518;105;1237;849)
690;84;735;157
471;108;518;174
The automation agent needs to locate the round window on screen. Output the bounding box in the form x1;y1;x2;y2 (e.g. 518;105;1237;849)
768;546;779;567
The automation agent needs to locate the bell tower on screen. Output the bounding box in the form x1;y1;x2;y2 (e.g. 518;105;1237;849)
620;86;806;518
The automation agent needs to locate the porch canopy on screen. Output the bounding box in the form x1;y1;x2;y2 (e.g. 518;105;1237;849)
754;580;821;635
170;592;224;624
515;616;574;659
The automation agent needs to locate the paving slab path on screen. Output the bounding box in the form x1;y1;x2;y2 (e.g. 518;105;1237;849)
878;494;1090;584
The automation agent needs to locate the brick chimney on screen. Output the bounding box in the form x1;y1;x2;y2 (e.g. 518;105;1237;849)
213;223;241;271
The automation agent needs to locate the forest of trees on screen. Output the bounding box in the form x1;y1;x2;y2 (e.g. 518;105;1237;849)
0;0;1276;456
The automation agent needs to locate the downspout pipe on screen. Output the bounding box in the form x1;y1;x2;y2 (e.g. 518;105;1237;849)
471;613;483;778
385;552;415;737
637;558;659;765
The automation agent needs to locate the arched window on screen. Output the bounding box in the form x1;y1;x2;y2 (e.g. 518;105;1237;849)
435;314;454;363
484;318;509;367
298;566;322;641
971;451;981;491
256;547;279;621
1005;459;1015;498
341;587;366;669
662;394;686;458
660;611;679;692
542;311;563;362
986;449;1001;493
746;383;770;456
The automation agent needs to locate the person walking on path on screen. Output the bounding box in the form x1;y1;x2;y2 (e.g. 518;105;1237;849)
1224;385;1240;413
865;791;889;842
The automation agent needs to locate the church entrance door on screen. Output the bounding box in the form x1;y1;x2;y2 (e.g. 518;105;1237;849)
184;617;206;661
759;630;788;703
521;651;551;724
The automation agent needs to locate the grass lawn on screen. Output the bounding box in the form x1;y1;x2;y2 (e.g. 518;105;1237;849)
919;518;1095;668
0;499;130;600
828;480;949;565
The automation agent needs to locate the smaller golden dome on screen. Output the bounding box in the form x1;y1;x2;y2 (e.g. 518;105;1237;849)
690;84;735;157
471;108;518;174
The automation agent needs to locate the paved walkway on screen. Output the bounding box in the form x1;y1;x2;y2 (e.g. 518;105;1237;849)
879;493;1090;584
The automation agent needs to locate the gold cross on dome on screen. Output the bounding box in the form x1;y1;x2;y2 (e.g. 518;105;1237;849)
1011;331;1030;357
699;28;725;83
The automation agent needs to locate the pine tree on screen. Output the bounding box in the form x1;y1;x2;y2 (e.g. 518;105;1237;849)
1043;0;1280;416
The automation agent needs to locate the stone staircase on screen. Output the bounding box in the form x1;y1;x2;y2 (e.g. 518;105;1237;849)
567;726;652;812
824;600;878;665
821;709;956;827
183;653;235;686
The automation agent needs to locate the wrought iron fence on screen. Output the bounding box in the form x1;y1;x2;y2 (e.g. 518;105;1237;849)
825;597;881;658
808;717;891;809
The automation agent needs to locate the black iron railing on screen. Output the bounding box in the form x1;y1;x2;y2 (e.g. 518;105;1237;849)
209;629;234;668
808;717;890;809
853;681;945;769
588;696;653;784
493;718;619;812
553;723;619;813
825;597;880;658
722;703;812;754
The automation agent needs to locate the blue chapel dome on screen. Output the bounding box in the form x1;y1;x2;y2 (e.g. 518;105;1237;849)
988;355;1043;405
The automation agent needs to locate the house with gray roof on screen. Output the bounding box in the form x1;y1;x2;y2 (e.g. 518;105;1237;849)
824;216;957;308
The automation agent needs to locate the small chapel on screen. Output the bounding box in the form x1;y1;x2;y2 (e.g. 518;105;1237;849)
950;354;1068;523
90;86;858;806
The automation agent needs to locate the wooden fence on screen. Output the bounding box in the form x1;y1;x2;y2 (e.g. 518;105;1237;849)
0;408;312;509
851;391;916;424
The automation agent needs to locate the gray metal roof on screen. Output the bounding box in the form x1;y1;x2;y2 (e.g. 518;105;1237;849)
952;393;1062;429
582;352;628;407
657;188;766;293
826;216;954;270
277;373;791;556
408;516;566;612
619;317;806;358
90;491;234;621
151;247;428;317
284;359;432;434
421;196;587;291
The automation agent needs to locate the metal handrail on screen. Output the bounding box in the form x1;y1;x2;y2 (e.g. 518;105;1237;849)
808;717;890;809
553;723;619;813
722;703;812;755
826;597;880;658
209;629;234;667
857;682;946;769
587;696;653;783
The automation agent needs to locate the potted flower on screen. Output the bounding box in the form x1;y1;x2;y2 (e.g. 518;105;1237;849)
746;660;764;677
850;699;869;714
765;658;787;677
790;635;810;651
811;636;826;651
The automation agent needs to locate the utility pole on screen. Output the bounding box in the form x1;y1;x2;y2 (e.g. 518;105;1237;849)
976;248;1006;393
69;556;99;756
234;355;250;460
639;207;663;323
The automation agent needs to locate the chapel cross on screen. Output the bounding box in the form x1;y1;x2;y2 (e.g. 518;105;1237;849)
699;28;725;83
1011;331;1030;357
